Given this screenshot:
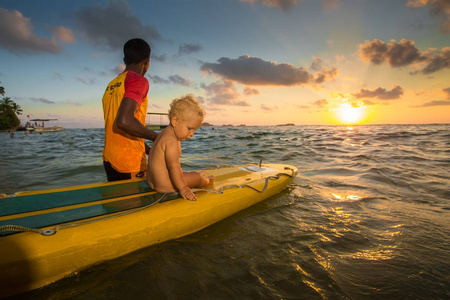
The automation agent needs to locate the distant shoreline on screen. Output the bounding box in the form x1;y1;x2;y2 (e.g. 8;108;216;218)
10;123;448;130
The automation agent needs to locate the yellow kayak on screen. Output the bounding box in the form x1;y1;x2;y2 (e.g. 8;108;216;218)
0;163;297;298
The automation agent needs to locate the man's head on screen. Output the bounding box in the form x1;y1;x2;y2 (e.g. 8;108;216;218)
123;38;151;65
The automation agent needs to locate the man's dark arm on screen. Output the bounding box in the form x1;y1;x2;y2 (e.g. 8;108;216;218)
116;97;157;141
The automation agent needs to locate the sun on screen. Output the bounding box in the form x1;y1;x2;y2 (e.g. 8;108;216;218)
335;103;365;125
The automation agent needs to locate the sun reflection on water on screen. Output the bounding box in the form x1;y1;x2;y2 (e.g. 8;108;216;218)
348;248;395;260
331;193;363;202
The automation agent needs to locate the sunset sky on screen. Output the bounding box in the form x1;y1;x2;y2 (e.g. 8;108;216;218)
0;0;449;127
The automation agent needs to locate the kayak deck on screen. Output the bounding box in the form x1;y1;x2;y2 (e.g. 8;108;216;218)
0;164;296;236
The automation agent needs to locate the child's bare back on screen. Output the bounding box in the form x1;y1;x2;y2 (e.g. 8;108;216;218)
147;95;215;201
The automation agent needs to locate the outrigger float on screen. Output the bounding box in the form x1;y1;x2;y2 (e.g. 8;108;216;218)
0;162;297;298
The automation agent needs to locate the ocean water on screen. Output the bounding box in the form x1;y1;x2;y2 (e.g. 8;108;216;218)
1;124;449;299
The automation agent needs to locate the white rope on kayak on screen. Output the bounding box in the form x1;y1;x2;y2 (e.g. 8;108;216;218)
0;166;296;236
0;225;44;235
194;167;296;194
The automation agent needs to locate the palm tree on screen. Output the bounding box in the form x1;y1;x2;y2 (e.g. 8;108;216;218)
12;102;23;115
0;84;21;130
1;97;15;107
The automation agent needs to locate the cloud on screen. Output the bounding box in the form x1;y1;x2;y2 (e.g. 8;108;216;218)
261;104;278;111
419;47;450;74
330;91;348;99
76;0;162;50
201;80;251;106
322;0;341;10
314;66;338;84
361;99;376;106
310;57;323;71
414;100;450;107
406;0;450;34
147;75;168;84
64;99;82;106
29;97;55;104
239;0;300;11
243;87;260;95
178;43;202;55
148;74;193;86
358;39;450;74
443;87;450;99
168;75;193;86
201;55;338;87
239;0;340;11
352;85;404;100
114;64;126;74
359;39;425;67
76;76;96;85
404;19;428;31
53;72;63;80
201;55;318;86
46;25;75;44
151;53;167;62
313;99;328;108
0;8;62;54
149;103;163;109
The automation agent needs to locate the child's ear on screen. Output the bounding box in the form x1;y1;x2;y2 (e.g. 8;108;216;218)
171;115;179;126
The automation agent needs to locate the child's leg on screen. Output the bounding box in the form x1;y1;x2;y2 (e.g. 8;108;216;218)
184;171;214;188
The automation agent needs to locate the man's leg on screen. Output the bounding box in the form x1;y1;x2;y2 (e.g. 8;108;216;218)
103;161;132;182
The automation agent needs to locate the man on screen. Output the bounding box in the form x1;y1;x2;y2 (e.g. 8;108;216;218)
102;38;157;181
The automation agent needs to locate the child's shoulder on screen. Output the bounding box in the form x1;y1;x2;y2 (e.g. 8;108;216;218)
157;128;178;143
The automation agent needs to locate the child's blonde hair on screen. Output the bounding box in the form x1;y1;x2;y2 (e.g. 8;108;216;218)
168;94;205;121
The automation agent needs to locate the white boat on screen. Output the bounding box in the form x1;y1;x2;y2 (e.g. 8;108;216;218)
30;119;63;132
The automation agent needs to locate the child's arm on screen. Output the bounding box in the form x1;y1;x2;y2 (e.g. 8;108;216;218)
164;141;197;201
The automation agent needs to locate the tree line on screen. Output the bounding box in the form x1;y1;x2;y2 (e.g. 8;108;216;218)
0;83;22;130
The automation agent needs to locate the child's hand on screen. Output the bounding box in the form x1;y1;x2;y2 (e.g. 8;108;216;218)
179;187;197;201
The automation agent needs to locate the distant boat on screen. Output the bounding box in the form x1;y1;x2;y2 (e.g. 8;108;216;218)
30;119;63;132
146;112;168;130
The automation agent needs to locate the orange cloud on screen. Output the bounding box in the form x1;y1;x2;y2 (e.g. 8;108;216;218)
314;99;328;108
352;85;404;100
201;80;250;106
47;25;75;44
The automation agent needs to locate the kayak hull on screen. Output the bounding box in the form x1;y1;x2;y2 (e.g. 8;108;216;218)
0;163;297;298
